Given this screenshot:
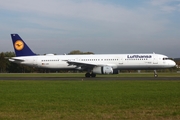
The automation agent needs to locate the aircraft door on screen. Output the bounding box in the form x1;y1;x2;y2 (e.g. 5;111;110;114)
119;57;123;64
153;55;158;64
33;58;38;67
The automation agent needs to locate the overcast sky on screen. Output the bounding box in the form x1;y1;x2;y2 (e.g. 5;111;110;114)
0;0;180;57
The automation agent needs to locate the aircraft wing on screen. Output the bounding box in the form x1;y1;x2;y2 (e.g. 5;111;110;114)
65;60;100;67
64;60;116;69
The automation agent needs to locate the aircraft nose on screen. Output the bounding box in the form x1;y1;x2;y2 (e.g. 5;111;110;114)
169;60;176;67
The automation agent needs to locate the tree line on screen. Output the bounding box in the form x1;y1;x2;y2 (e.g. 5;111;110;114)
0;52;36;73
0;51;179;73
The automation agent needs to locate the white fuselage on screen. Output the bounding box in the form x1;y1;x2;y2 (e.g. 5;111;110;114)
9;53;176;70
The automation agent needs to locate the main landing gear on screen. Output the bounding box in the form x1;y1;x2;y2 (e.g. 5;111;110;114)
154;70;158;78
85;71;159;78
85;72;96;78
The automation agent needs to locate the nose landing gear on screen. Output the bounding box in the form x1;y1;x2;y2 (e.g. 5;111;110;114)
154;70;158;78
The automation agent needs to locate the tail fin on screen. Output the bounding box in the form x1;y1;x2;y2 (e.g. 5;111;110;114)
11;34;36;57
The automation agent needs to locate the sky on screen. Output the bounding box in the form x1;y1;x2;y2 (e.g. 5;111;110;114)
0;0;180;57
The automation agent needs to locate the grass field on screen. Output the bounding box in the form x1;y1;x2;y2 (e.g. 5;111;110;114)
0;72;180;77
0;73;180;120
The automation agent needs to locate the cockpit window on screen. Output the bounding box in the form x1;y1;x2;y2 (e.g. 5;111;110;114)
163;58;173;60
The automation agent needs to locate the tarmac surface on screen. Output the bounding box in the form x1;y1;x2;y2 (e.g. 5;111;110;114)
0;77;180;80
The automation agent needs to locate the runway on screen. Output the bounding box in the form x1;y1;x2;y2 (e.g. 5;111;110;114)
0;77;180;80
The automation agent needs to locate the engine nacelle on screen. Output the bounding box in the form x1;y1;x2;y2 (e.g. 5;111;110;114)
92;66;119;74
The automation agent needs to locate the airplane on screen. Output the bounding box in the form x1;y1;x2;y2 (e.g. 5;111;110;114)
9;34;176;77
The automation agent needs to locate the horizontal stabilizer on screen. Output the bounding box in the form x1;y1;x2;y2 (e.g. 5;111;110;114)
9;58;24;62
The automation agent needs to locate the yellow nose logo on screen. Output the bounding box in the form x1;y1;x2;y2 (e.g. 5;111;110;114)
14;40;24;51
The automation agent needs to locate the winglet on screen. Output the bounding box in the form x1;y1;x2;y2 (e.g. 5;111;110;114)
11;34;36;57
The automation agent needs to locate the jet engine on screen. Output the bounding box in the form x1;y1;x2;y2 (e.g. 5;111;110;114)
92;66;119;74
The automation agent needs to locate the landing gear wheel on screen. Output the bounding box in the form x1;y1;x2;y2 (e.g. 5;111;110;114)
154;74;158;78
85;72;91;78
91;73;96;77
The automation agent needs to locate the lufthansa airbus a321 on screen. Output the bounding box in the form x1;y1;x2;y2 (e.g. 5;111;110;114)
9;34;176;77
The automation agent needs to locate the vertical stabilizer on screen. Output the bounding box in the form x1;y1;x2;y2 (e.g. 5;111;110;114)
11;34;36;57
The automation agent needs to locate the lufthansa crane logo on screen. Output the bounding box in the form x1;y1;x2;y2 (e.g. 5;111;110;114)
14;40;24;51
